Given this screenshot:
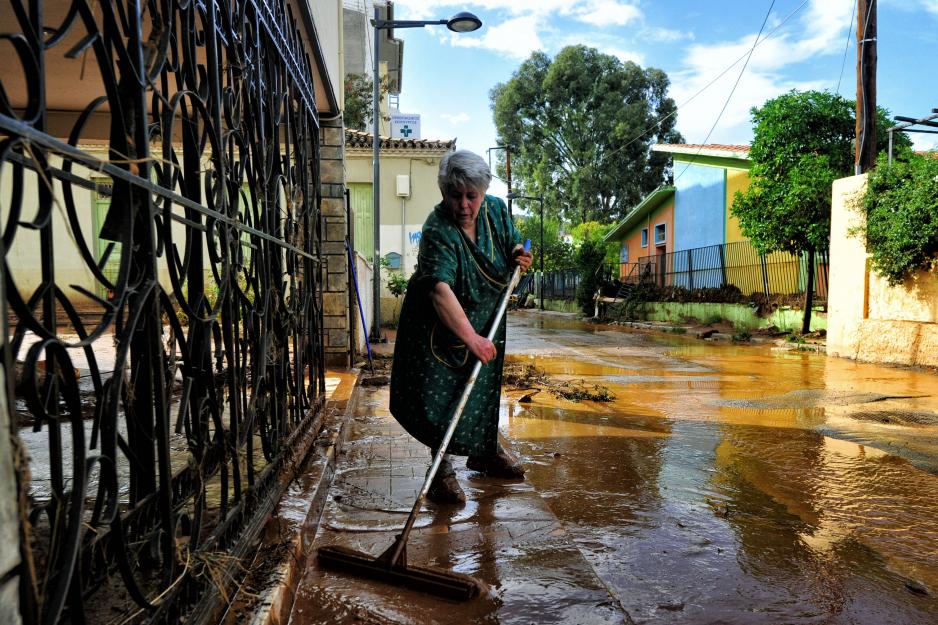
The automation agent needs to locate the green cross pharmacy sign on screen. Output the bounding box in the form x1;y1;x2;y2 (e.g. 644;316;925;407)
390;114;421;140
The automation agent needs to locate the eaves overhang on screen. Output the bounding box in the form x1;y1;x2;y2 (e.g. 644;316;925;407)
652;143;751;170
604;186;675;243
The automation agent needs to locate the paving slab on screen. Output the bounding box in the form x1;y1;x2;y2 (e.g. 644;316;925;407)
289;384;632;625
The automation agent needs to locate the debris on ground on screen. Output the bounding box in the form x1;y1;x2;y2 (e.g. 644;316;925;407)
354;353;392;376
503;362;615;402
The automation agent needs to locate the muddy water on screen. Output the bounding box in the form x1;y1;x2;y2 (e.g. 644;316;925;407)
503;312;938;624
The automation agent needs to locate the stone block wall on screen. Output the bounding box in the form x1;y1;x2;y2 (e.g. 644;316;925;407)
320;117;352;367
1;347;22;623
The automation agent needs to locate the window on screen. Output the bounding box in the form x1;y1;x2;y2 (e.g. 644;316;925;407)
619;244;629;263
654;223;666;245
641;228;648;247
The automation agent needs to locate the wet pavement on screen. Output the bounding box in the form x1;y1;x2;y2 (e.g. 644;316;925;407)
289;311;938;625
292;383;629;624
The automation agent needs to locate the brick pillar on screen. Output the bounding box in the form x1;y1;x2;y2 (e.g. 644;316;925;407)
320;117;352;367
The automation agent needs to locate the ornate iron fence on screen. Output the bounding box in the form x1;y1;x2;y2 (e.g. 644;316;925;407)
1;1;326;624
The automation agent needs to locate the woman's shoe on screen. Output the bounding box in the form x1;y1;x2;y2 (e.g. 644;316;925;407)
466;448;525;479
426;459;466;504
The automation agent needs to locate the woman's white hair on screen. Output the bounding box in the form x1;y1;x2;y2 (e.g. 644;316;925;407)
438;149;492;194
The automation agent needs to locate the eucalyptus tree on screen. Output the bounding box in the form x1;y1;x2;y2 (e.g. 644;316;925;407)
491;45;682;225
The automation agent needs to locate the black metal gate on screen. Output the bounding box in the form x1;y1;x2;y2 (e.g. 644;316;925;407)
1;1;326;623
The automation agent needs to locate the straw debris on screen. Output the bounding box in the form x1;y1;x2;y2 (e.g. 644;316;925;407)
503;362;614;403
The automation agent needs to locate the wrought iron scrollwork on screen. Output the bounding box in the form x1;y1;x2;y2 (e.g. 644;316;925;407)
0;1;326;623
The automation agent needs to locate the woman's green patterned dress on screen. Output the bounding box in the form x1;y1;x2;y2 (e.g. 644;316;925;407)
389;195;521;456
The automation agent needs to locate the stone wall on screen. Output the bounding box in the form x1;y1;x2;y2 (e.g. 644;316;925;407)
1;324;22;623
320;117;353;367
827;174;938;367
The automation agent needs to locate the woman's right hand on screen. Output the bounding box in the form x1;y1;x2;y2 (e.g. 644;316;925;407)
466;333;497;364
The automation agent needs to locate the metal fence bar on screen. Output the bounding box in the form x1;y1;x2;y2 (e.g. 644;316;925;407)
613;239;829;297
1;2;327;624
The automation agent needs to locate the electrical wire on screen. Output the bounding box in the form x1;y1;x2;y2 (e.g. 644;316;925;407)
672;0;777;185
836;0;858;94
600;0;811;165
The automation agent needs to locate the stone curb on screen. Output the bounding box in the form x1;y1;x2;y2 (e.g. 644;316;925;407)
245;373;360;625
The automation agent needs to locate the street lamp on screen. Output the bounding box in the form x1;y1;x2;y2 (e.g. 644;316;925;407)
506;192;544;310
370;7;482;340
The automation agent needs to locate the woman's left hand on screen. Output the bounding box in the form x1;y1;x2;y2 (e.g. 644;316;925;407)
512;244;533;273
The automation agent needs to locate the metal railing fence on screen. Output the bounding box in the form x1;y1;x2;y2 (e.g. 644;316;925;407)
541;269;581;300
1;2;326;624
617;241;829;298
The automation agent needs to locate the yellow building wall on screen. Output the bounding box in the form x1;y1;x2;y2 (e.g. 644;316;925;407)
724;169;750;243
827;174;938;367
345;148;448;321
0;148;195;309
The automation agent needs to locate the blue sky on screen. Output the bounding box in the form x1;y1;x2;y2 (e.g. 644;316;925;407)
385;0;938;198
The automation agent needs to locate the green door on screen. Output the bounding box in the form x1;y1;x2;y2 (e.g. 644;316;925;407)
92;179;120;300
348;183;373;263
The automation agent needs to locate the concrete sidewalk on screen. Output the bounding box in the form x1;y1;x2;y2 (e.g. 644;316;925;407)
286;380;632;624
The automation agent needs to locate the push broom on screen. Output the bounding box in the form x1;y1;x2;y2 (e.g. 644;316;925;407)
317;241;531;600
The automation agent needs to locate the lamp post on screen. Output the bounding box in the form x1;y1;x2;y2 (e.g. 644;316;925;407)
486;145;512;216
370;7;482;340
506;192;544;310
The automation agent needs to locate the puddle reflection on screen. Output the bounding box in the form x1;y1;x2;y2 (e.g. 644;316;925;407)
503;312;938;624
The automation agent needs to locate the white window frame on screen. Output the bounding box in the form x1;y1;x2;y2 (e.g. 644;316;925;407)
654;222;667;245
641;228;648;248
619;243;629;263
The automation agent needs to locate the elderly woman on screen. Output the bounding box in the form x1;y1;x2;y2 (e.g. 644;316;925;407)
389;150;533;504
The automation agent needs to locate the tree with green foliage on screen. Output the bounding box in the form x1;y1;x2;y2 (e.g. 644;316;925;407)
490;45;683;225
514;214;573;272
570;221;617;265
344;73;372;131
344;73;390;131
731;89;908;332
863;153;938;285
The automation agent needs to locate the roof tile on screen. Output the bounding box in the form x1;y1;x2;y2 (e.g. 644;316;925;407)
345;129;455;151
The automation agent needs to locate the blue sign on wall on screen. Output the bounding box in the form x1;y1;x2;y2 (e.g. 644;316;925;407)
384;251;401;269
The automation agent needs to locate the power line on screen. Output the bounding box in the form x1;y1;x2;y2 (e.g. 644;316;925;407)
600;0;811;165
836;0;858;94
673;0;776;184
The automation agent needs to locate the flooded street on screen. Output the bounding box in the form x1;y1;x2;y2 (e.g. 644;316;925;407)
503;311;938;624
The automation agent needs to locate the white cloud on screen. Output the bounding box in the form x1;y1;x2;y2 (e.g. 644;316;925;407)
642;27;694;43
602;46;645;65
441;112;471;124
669;0;854;145
912;133;938;152
448;14;545;60
574;1;641;27
922;0;938;15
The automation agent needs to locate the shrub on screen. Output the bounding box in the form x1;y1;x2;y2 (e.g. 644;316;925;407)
863;153;938;285
574;238;607;315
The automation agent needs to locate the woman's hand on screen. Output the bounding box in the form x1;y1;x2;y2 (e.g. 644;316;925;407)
466;333;497;364
430;282;498;365
512;244;533;273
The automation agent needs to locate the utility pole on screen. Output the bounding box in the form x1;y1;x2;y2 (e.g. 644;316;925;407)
855;0;877;174
505;147;513;217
